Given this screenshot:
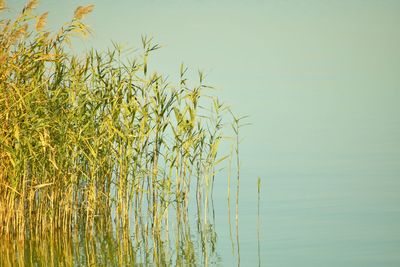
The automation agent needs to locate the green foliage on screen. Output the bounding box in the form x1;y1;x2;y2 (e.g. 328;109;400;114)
0;1;227;250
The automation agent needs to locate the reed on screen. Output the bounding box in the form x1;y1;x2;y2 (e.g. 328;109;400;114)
0;0;228;247
229;111;249;267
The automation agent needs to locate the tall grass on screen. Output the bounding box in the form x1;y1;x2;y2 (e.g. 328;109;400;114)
0;0;227;250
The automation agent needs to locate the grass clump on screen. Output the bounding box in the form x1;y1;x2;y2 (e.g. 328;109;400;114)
0;0;227;252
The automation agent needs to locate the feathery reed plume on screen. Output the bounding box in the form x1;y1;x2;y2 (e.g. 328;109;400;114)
12;24;28;41
25;0;39;11
35;11;48;31
73;5;94;20
0;0;6;11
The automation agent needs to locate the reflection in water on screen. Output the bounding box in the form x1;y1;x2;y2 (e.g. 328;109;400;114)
0;203;221;266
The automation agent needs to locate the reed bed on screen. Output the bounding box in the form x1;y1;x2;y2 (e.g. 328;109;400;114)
1;0;228;248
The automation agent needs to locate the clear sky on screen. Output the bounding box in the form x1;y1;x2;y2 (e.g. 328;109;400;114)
5;1;400;265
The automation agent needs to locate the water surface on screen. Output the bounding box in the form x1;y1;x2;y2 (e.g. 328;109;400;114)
4;0;400;266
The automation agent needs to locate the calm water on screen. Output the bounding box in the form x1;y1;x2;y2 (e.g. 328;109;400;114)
4;0;400;266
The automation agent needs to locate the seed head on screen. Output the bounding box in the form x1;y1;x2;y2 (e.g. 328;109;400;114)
74;4;94;20
26;0;39;10
0;0;6;11
35;12;48;31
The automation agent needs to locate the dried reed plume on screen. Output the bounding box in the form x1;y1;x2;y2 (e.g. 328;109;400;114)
25;0;39;11
74;4;95;20
0;0;6;11
35;11;48;31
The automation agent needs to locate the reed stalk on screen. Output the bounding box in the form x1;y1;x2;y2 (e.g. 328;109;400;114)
0;2;237;265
